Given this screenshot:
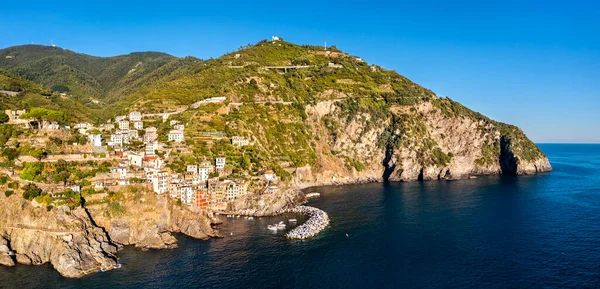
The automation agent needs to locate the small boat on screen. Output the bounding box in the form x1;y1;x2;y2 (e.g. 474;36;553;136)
267;225;278;231
277;222;286;229
100;267;107;272
230;232;233;236
248;217;254;220
115;263;122;269
289;219;297;223
244;216;248;219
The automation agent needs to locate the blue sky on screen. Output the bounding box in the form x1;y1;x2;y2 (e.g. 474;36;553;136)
1;0;598;143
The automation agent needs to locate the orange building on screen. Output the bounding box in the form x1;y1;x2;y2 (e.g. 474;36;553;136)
196;189;208;211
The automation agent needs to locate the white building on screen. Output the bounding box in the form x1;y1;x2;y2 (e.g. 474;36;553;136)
272;36;280;41
118;120;130;130
215;157;226;170
231;136;249;147
147;156;165;169
328;62;343;68
121;133;130;144
200;161;214;173
127;153;143;168
128;129;139;139
168;130;184;142
115;115;127;122
75;122;91;130
264;170;276;181
89;134;102;147
133;121;143;130
146;142;159;156
170;120;180;126
198;167;209;182
110;134;123;146
116;166;128;180
179;185;195;205
69;185;81;193
129;111;142;121
152;171;169;194
173;124;185;131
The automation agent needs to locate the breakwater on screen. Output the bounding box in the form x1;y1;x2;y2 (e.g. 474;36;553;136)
283;206;330;240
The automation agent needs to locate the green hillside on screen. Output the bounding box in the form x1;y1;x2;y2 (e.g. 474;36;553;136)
0;39;547;177
0;45;202;122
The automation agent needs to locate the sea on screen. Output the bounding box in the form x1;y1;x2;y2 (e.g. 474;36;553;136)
0;144;599;288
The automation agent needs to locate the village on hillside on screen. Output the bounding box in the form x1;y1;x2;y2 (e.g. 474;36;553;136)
2;100;280;212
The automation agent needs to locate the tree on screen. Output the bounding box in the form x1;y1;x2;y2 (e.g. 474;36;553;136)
1;148;20;161
22;183;42;200
20;162;43;181
29;149;47;160
52;171;71;185
20;108;66;129
0;112;8;124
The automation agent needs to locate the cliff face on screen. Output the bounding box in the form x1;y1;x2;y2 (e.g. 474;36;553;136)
0;188;218;277
86;189;219;249
292;97;551;187
0;195;117;278
229;188;304;216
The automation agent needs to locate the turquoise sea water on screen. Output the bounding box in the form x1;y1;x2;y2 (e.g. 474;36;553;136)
0;144;599;288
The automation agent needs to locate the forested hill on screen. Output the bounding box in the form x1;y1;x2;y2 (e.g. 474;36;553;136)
0;45;202;121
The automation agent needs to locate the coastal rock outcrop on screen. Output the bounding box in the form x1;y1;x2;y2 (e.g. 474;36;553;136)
86;188;218;249
230;188;304;216
0;195;117;278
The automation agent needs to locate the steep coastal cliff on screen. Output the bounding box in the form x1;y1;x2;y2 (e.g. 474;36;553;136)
0;188;218;277
0;195;117;277
289;97;551;188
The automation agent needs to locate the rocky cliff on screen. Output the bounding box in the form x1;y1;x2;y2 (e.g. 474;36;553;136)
86;188;219;249
291;96;551;187
229;188;304;216
0;195;117;277
0;188;218;277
